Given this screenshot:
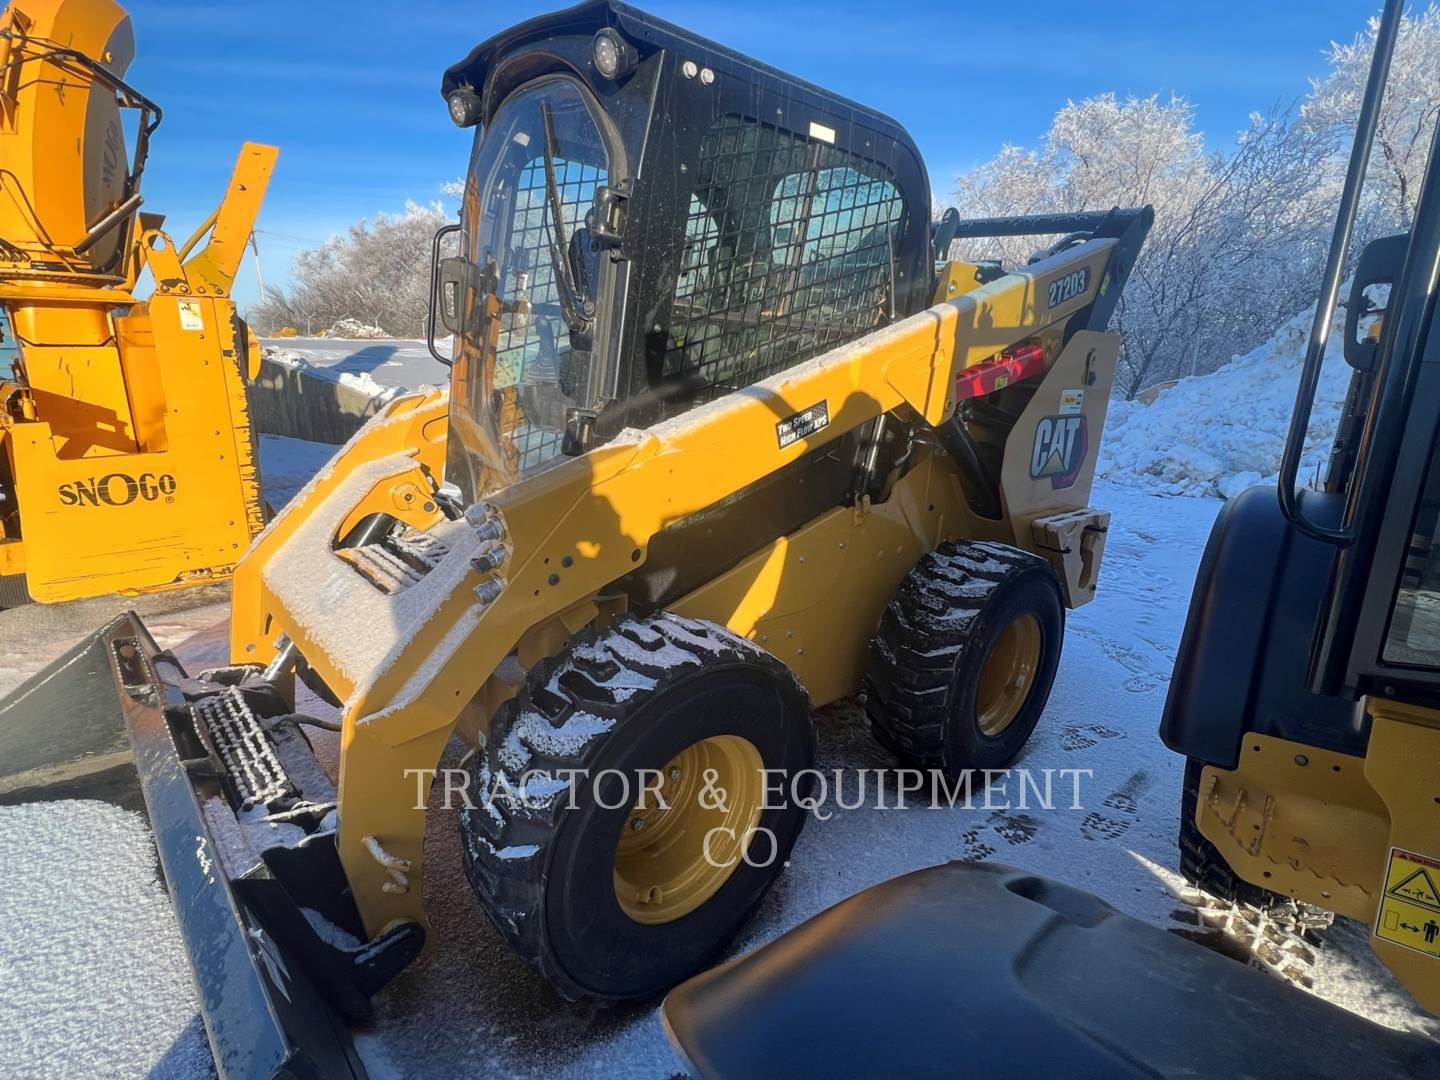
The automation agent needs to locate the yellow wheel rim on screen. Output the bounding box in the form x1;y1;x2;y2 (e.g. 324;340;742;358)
976;613;1042;737
613;734;765;924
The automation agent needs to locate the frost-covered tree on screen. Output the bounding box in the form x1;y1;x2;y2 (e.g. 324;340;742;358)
949;95;1335;399
948;6;1440;400
250;201;451;336
1304;6;1440;231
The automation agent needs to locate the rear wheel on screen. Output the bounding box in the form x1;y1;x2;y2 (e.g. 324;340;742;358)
460;612;814;1002
865;540;1063;777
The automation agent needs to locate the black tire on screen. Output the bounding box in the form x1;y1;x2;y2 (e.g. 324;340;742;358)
459;612;814;1002
1178;758;1333;934
864;540;1063;777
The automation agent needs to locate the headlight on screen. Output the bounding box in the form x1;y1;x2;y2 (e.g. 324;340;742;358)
447;88;483;128
592;28;636;80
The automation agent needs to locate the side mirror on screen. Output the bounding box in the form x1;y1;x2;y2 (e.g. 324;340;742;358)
1345;233;1408;372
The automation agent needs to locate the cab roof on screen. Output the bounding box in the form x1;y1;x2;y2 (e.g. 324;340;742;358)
440;0;919;156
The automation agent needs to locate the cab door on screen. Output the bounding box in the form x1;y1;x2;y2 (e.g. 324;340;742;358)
1308;132;1440;706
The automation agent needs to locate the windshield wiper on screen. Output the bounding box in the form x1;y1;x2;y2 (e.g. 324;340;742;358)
539;102;594;347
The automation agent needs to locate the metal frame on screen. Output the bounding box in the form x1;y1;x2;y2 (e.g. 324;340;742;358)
1304;12;1440;702
1278;0;1404;545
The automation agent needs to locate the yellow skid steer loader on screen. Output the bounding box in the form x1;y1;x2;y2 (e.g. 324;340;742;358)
0;0;275;605
663;4;1440;1077
0;2;1149;1074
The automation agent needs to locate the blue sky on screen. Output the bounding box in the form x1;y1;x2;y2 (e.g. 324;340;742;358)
122;0;1385;308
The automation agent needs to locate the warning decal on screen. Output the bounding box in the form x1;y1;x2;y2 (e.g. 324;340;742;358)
177;300;205;332
1375;847;1440;958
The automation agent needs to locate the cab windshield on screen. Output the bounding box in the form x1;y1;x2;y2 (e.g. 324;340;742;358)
447;77;610;501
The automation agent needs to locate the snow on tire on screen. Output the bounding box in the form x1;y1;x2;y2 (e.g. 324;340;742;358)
458;612;814;1002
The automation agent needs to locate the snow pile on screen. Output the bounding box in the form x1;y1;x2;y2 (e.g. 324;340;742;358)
264;345;314;372
263;345;404;404
1099;303;1352;499
322;318;388;339
335;368;403;402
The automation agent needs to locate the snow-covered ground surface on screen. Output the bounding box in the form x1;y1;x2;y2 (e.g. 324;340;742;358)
1;481;1434;1078
1100;303;1352;499
259;433;342;508
262;337;445;401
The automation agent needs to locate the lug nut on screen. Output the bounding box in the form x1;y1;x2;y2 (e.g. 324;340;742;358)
472;518;505;544
471;547;504;574
464;501;501;528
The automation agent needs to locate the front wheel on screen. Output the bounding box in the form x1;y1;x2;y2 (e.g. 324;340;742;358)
459;613;815;1002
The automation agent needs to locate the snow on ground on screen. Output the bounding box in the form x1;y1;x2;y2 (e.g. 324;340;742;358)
2;482;1432;1079
259;433;341;509
1099;303;1353;500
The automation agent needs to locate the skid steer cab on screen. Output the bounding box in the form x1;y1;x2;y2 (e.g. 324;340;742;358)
0;2;1149;1073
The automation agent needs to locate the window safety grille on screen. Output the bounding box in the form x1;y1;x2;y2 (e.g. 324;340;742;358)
492;155;605;473
665;116;906;402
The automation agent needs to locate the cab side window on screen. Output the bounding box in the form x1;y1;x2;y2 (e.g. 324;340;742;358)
663;116;906;403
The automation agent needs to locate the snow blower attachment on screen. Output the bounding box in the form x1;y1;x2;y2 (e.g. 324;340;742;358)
0;1;1149;1072
0;0;274;606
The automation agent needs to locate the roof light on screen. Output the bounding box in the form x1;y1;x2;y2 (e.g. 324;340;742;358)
447;88;483;128
593;28;637;80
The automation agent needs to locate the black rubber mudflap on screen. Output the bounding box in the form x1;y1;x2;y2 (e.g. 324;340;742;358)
0;614;142;811
663;861;1440;1080
0;571;30;609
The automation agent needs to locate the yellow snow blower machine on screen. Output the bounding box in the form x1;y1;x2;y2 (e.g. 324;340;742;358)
0;2;1149;1074
0;0;274;606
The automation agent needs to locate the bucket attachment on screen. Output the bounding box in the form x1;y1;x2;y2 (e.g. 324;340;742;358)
0;614;420;1080
0;617;146;811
